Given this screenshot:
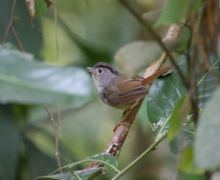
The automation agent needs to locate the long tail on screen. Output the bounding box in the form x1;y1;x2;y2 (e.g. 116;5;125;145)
142;67;171;86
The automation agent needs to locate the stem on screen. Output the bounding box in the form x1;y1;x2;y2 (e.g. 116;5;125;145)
44;105;62;172
111;133;167;180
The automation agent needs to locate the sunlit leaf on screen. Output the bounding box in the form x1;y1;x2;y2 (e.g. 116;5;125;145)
0;46;92;105
195;86;220;169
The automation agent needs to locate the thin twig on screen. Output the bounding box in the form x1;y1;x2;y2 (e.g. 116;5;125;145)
44;105;62;172
11;26;25;51
2;0;17;43
119;0;189;88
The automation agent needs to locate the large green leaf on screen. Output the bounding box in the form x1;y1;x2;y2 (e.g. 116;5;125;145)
0;46;92;105
146;56;186;135
0;107;20;180
195;86;220;169
147;56;219;136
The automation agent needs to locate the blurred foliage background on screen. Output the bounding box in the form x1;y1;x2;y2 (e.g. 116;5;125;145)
0;0;220;180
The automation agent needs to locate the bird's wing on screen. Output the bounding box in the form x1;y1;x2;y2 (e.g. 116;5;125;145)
103;76;147;108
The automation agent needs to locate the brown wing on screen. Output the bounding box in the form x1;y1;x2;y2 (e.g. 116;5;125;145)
102;75;148;109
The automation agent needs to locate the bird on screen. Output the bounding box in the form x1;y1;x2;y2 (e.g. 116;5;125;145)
87;62;169;110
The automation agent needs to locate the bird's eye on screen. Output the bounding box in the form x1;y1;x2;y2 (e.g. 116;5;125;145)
98;68;103;73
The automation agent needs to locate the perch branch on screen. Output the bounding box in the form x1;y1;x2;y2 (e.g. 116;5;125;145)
87;23;184;170
105;99;144;157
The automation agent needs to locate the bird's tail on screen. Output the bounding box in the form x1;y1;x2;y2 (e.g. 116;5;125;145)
142;67;172;85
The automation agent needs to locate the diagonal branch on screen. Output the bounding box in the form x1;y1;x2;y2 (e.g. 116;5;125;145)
119;0;189;88
2;0;17;43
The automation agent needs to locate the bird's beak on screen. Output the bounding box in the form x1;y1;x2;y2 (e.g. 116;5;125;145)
86;67;93;73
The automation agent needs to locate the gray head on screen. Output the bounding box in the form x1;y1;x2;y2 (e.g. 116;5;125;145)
87;62;119;90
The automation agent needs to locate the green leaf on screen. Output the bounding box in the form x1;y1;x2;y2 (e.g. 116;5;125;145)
37;168;102;180
66;153;118;172
197;58;220;108
157;0;203;25
157;0;190;25
179;145;203;174
37;153;118;180
195;86;220;169
0;107;20;180
167;94;195;153
146;56;186;135
0;46;92;105
88;153;118;168
114;41;162;74
167;96;185;141
169;124;194;153
165;27;191;53
35;0;47;17
177;171;206;180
